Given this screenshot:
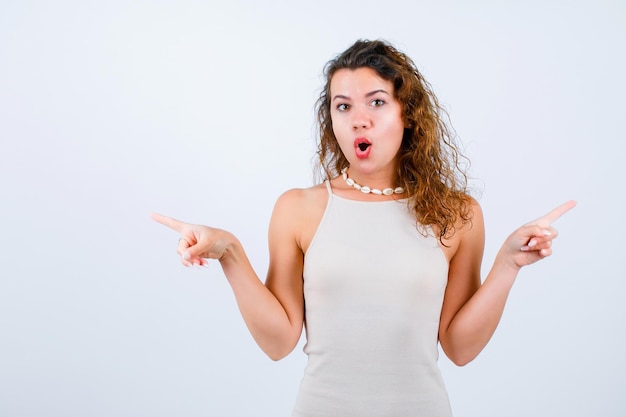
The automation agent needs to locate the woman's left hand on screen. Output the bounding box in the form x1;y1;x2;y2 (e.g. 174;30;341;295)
500;200;576;269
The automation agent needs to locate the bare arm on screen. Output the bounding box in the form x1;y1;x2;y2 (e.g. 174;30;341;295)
151;190;306;360
439;200;576;366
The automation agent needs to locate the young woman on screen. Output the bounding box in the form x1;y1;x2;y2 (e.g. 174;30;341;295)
152;39;575;416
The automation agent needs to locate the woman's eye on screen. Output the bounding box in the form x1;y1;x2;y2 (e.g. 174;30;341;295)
371;99;385;107
337;103;349;111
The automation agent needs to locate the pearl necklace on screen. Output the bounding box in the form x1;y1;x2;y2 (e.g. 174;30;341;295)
341;167;405;195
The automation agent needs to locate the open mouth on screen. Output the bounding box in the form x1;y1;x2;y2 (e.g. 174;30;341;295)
354;138;372;159
357;142;371;152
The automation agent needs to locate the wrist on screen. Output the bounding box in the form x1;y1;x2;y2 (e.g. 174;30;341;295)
494;249;522;275
218;233;242;264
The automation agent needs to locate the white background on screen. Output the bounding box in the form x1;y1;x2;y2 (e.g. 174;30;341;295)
1;1;624;416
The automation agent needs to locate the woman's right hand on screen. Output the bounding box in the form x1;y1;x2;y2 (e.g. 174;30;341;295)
151;213;235;267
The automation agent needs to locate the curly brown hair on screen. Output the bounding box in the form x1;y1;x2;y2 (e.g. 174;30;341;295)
315;39;473;241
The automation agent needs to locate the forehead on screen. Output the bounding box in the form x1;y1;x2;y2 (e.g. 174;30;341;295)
330;67;394;96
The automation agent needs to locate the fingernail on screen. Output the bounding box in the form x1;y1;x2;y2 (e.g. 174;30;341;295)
183;251;191;260
543;230;552;236
528;239;537;247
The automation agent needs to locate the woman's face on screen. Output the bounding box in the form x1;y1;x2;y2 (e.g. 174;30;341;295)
329;67;405;177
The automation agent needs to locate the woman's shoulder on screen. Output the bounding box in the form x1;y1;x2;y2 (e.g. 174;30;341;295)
449;194;484;239
270;183;329;228
271;183;330;253
437;195;484;261
274;182;329;209
462;194;483;220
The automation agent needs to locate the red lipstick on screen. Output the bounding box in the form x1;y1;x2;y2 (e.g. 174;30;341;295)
354;137;371;159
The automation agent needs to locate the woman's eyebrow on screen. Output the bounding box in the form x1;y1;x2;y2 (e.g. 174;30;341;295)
332;94;350;102
332;89;390;102
365;89;389;97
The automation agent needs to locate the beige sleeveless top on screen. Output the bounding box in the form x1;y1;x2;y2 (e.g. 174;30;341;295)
292;181;452;417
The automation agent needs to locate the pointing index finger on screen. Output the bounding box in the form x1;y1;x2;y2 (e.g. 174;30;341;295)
538;200;577;225
151;212;187;233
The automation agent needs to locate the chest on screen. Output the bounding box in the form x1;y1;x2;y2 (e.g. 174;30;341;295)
303;197;449;306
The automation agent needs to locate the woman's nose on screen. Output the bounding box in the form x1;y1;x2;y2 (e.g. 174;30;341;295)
351;108;371;129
